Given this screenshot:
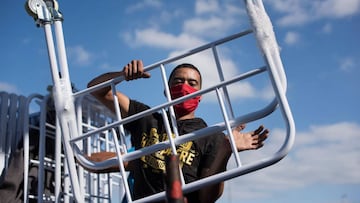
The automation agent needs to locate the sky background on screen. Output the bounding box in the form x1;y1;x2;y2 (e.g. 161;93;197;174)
1;0;360;202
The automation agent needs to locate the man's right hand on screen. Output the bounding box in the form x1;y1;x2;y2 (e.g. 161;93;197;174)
123;60;151;81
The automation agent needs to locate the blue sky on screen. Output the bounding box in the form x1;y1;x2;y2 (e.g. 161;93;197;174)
1;0;360;202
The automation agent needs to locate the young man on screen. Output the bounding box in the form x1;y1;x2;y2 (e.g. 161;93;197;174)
87;60;269;202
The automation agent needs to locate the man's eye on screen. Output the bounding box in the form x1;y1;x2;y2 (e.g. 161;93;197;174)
189;82;198;86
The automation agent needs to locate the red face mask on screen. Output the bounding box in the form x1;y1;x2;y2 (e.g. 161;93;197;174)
170;84;201;118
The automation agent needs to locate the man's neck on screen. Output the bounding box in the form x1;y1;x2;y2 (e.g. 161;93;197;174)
176;112;195;121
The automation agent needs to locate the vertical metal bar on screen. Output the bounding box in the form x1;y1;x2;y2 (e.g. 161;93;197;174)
212;45;235;119
110;128;133;202
107;173;112;203
215;89;242;167
37;96;48;203
43;24;61;89
110;83;126;148
63;159;70;203
264;55;295;154
55;117;62;202
160;109;177;155
104;120;113;203
0;93;9;179
53;21;70;81
159;64;185;185
160;64;179;137
86;103;92;200
76;98;86;195
22;95;29;203
51;18;84;203
23;94;43;203
60;118;84;202
109;81;131;200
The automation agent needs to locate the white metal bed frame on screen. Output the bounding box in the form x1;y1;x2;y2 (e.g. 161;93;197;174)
20;93;126;202
22;0;295;202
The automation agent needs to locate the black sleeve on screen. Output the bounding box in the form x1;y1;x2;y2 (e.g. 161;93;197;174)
200;132;225;169
123;100;153;148
124;99;150;131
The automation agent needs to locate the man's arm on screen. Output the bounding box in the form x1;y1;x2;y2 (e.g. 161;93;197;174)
198;138;232;203
198;125;269;203
87;60;150;117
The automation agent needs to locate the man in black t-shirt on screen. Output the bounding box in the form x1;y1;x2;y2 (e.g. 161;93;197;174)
88;60;269;202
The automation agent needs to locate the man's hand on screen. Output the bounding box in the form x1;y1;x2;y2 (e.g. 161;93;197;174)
231;124;269;151
123;60;151;81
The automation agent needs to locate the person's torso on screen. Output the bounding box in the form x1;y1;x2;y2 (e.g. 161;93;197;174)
125;100;220;201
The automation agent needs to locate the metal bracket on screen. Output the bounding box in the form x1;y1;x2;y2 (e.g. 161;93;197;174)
25;0;62;26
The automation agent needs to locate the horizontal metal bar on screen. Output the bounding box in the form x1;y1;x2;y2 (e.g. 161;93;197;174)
70;66;267;144
73;29;253;99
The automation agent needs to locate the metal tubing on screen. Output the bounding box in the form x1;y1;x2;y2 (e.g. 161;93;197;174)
23;94;44;203
161;109;177;155
37;95;48;203
72;29;254;99
160;64;179;138
54;117;61;202
215;88;242;167
212;45;235;119
71;67;267;144
25;1;295;202
110;128;133;202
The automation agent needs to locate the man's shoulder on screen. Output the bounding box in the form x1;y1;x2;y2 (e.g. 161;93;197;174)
128;99;151;114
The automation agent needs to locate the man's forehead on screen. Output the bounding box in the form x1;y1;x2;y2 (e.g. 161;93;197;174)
172;67;200;79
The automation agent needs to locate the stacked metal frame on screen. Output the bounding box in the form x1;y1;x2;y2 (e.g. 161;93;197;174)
24;0;295;202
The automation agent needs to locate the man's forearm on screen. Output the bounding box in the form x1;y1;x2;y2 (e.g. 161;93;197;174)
87;71;124;97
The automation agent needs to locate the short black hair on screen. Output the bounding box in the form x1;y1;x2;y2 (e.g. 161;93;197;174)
168;63;202;87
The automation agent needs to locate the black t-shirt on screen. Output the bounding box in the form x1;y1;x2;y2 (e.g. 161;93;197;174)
124;100;224;202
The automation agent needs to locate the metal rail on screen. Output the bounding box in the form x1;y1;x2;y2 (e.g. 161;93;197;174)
25;0;295;202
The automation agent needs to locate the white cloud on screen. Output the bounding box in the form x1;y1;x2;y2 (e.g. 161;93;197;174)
122;28;204;50
284;31;300;45
183;16;229;37
316;0;360;18
220;121;360;201
125;0;162;13
265;0;360;27
195;0;219;14
265;0;311;26
339;57;356;72
187;1;246;38
0;82;19;94
99;63;118;71
67;45;93;66
322;23;333;34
